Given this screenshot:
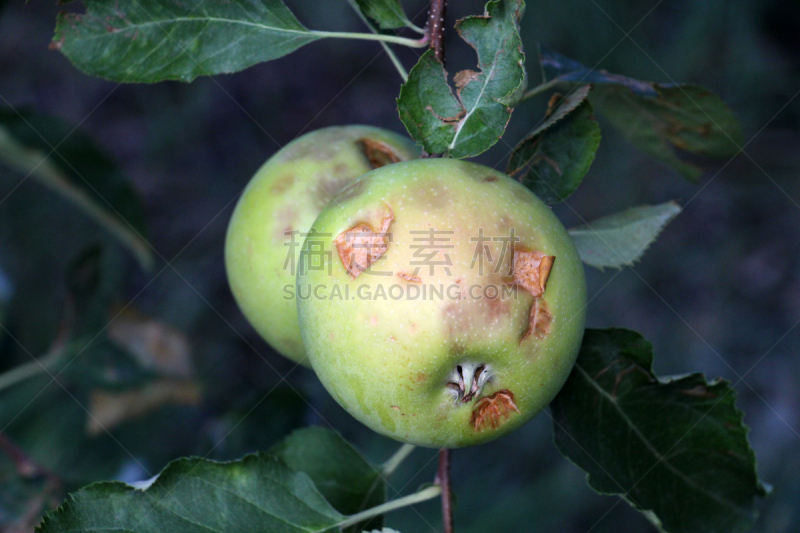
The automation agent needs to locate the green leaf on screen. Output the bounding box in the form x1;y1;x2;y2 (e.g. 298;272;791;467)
568;202;681;270
507;85;600;203
397;50;464;155
272;427;386;533
398;0;527;157
36;453;345;532
54;0;322;83
519;84;593;139
0;376;124;484
592;84;743;182
0;109;152;270
551;328;769;533
538;46;743;181
35;447;441;532
355;0;413;30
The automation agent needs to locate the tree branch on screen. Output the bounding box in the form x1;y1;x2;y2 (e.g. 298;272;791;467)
427;0;447;65
436;448;454;533
0;433;61;490
421;0;448;159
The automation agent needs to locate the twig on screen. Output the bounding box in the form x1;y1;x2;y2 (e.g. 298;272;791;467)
427;0;447;65
337;484;442;529
521;77;564;101
0;350;63;393
0;308;71;394
436;448;454;533
0;433;61;488
344;0;409;81
382;443;416;476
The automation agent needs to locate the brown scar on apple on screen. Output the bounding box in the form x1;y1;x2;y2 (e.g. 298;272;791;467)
271;173;296;194
358;138;405;169
514;250;555;340
335;206;394;279
397;271;422;283
470;390;520;432
513;250;554;298
523;299;553;340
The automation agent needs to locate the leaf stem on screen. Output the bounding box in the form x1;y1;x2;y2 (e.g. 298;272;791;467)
521;77;564;101
408;22;427;35
436;448;454;533
344;0;409;81
311;30;427;48
382;443;416;476
0;350;62;394
336;484;442;529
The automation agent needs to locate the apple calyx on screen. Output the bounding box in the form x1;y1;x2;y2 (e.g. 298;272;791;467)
334;206;394;279
446;362;493;405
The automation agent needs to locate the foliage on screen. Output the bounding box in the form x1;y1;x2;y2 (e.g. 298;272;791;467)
0;0;775;531
552;329;768;533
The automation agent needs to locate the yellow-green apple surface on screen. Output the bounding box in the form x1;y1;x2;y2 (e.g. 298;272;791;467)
225;126;419;365
297;159;586;447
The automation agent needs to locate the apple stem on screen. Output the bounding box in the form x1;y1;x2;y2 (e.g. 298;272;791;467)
427;0;447;65
436;448;455;533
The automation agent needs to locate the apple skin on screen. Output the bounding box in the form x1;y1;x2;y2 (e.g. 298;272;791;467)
297;159;587;447
225;126;419;365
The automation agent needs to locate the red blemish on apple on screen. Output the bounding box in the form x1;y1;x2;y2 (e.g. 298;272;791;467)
397;271;422;282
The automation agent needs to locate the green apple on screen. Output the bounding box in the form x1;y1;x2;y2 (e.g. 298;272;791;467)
225;126;419;365
297;159;586;447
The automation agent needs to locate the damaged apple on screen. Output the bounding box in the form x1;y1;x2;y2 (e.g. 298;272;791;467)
297;159;587;447
225;126;419;365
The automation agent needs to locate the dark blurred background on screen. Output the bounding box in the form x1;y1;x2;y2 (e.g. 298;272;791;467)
0;0;798;531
